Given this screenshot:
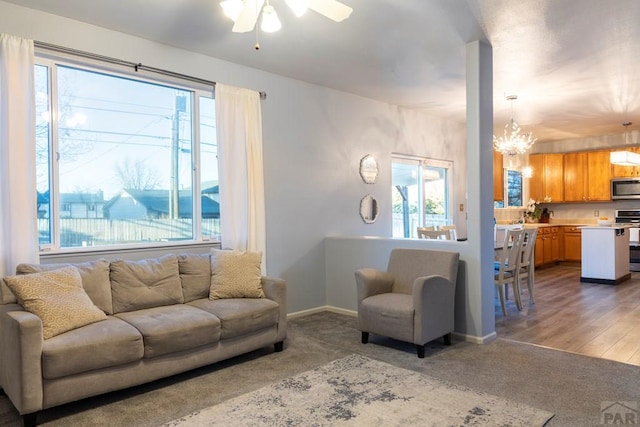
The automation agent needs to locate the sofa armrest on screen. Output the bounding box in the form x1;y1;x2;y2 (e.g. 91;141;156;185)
261;276;287;343
355;268;394;307
0;310;44;414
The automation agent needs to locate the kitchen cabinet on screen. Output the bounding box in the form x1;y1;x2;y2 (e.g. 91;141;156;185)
534;226;560;267
529;154;564;202
493;150;504;202
611;147;640;177
562;226;582;262
563;150;611;202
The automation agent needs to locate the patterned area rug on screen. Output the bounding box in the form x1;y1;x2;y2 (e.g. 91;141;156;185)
164;354;554;426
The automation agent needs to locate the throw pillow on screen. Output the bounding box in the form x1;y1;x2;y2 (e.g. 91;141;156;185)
210;249;264;300
110;254;184;313
3;266;108;339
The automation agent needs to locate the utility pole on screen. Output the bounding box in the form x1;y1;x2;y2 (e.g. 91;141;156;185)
170;94;187;219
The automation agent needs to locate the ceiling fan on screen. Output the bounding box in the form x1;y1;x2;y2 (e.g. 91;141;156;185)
221;0;353;33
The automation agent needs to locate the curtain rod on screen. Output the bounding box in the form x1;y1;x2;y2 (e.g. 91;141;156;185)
34;40;267;100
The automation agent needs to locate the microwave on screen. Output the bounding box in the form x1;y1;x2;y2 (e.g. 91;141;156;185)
612;178;640;199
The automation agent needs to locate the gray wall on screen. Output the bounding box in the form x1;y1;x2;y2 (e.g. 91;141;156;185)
0;1;468;315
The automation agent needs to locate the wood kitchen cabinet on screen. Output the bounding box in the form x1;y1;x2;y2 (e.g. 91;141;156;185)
493;150;504;201
562;226;582;262
534;226;560;267
529;154;564;202
611;147;640;177
563;150;611;202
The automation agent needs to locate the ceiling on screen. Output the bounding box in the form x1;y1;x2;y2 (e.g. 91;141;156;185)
7;0;640;143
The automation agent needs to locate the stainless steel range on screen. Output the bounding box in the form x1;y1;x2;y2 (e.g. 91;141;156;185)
615;209;640;271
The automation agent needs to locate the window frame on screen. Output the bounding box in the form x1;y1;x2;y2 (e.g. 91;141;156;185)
392;154;454;238
35;52;218;255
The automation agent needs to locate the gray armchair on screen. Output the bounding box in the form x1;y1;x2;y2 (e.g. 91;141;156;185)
355;248;460;358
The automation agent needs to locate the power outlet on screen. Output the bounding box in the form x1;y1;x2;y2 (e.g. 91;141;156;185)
594;210;599;217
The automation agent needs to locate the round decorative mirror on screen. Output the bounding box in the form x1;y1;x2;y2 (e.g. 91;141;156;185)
360;194;379;224
359;154;378;184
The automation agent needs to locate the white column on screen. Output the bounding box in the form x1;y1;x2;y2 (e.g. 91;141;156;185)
463;40;496;341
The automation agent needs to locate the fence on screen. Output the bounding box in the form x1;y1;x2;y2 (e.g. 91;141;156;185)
38;218;221;247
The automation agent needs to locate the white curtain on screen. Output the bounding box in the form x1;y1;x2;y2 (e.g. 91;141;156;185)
215;84;266;270
0;33;38;278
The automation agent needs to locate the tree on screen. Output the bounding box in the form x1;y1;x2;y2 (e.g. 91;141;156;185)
115;158;161;190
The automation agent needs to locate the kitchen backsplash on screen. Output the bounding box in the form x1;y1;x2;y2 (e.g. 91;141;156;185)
494;200;640;224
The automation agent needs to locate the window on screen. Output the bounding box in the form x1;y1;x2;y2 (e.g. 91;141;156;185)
392;155;453;238
494;169;523;208
35;56;218;250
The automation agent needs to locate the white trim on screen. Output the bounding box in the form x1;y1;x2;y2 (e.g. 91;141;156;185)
453;331;497;344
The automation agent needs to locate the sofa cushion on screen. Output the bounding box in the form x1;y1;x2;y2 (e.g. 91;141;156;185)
115;305;221;358
209;249;264;300
110;254;184;313
178;253;212;302
188;298;279;340
42;317;144;379
0;278;17;304
3;267;108;340
359;293;414;343
15;259;113;314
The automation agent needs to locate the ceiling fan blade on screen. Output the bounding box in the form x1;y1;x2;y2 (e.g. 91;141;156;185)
232;0;265;33
308;0;352;22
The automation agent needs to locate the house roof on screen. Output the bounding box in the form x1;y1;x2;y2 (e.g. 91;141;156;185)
106;189;219;218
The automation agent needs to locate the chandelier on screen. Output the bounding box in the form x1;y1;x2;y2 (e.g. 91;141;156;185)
493;95;537;156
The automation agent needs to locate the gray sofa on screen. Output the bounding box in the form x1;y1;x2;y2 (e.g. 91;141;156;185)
0;253;287;426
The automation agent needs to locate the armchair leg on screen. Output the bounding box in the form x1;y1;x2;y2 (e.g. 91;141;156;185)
23;412;37;427
443;333;452;346
361;332;369;344
416;344;425;358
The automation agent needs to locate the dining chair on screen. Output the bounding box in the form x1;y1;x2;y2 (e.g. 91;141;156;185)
438;225;457;240
421;230;451;240
416;226;435;238
517;227;539;306
494;228;525;315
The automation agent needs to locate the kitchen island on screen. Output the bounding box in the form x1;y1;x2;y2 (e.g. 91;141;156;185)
580;225;631;285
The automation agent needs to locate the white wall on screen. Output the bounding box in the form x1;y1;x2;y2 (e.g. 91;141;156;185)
0;2;468;314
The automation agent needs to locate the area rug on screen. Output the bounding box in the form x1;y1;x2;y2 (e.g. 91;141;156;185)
163;354;554;426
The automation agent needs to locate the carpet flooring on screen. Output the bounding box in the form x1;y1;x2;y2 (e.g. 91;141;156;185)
2;311;639;426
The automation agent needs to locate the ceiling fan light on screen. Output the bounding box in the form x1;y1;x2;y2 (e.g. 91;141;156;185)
285;0;309;17
221;0;244;22
261;4;282;32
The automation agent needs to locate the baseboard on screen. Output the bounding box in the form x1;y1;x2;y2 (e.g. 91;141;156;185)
453;331;497;344
287;305;356;320
288;307;493;344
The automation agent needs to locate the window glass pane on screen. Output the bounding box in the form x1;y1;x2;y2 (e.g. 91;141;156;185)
55;65;194;247
199;96;220;238
506;169;523;207
392;161;421;238
423;165;448;227
35;64;51;245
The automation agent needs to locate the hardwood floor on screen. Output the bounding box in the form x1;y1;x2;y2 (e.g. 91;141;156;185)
494;263;640;365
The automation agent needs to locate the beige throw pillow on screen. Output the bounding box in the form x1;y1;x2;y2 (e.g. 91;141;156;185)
210;249;264;300
4;267;107;339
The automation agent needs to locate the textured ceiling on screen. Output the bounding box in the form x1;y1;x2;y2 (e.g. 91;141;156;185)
5;0;640;143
